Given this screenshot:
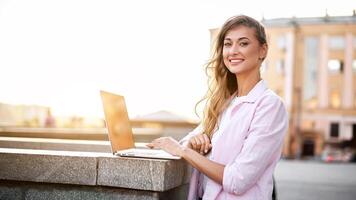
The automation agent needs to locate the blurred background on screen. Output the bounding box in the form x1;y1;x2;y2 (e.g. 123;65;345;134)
1;0;356;199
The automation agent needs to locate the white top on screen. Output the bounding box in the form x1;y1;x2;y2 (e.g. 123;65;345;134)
180;80;289;199
201;95;240;195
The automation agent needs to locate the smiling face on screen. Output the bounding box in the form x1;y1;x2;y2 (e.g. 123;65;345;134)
222;25;267;77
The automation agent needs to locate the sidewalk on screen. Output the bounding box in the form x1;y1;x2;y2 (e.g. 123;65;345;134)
275;160;356;200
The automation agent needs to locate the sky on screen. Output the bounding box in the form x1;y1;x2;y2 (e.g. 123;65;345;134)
0;0;355;120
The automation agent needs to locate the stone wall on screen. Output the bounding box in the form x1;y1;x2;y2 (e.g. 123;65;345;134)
0;148;191;200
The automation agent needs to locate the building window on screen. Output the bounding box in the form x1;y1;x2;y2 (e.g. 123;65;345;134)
329;36;345;50
330;91;341;108
303;37;318;101
277;35;286;51
305;97;318;110
276;59;285;75
330;123;339;138
328;59;343;73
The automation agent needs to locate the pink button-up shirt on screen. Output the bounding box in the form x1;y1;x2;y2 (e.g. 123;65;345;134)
180;80;288;200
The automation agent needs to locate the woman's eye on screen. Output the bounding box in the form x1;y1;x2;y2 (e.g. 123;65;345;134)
223;43;231;47
240;42;248;47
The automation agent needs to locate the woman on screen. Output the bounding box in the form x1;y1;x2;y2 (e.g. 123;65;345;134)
148;15;288;199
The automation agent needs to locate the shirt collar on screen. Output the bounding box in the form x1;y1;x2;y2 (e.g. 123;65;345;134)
237;79;268;103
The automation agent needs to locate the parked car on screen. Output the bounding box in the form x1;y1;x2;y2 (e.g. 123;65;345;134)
321;143;355;163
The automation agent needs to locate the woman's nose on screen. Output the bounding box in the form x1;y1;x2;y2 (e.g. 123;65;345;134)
229;44;239;55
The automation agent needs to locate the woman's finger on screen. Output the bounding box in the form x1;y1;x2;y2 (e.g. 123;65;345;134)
197;135;206;154
202;134;211;153
194;136;202;152
146;143;154;148
190;137;197;150
147;137;164;149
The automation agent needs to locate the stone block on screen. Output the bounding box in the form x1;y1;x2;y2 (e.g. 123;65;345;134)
0;148;98;185
0;148;191;199
0;180;188;200
97;156;190;191
0;180;159;200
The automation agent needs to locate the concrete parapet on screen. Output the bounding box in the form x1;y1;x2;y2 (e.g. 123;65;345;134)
0;180;189;200
0;148;190;199
98;156;190;191
0;137;112;152
0;148;99;185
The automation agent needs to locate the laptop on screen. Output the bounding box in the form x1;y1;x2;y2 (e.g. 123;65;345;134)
100;90;180;160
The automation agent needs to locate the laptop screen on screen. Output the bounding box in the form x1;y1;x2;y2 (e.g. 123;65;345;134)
100;90;135;153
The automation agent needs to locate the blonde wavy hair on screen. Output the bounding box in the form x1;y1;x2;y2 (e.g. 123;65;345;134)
197;15;267;138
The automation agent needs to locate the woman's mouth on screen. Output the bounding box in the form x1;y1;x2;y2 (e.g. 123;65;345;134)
229;59;244;65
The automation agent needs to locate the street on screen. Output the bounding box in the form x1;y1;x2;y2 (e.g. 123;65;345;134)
275;160;356;200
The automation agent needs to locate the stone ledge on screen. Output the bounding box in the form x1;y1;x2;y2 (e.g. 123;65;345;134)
97;156;190;191
0;127;162;141
0;180;189;200
0;148;98;186
0;148;190;192
0;137;152;153
0;137;111;152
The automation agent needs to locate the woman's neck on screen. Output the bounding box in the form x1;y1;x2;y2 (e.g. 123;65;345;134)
236;71;261;97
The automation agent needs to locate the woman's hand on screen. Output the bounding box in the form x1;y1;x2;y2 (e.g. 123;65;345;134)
187;134;212;155
147;137;185;157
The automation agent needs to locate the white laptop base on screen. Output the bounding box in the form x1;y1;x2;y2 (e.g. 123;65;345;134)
115;148;181;160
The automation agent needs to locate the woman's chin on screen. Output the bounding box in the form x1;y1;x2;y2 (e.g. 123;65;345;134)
227;67;243;75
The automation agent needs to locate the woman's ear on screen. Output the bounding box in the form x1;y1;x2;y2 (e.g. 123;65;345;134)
259;43;268;60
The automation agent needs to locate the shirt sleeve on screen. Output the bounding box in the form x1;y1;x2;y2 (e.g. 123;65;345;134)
179;123;203;146
222;95;288;195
